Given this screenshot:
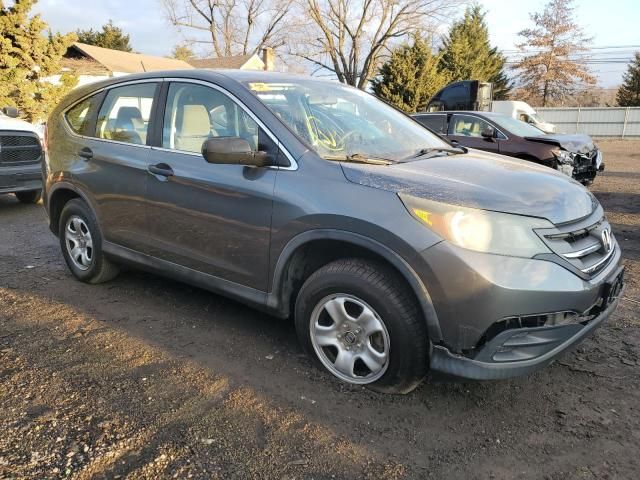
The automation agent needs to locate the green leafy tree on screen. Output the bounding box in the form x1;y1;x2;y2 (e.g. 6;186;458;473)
171;43;194;62
371;36;449;112
76;20;132;52
0;0;78;122
439;5;512;99
617;52;640;107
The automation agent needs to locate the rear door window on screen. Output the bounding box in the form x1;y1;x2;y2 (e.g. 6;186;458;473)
96;83;158;145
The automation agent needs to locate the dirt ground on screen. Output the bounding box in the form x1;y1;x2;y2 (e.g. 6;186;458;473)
1;140;639;480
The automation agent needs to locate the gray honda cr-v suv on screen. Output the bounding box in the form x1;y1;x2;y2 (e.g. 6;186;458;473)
44;71;624;393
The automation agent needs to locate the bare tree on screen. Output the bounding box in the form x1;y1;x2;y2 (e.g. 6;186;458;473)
161;0;293;57
513;0;596;106
292;0;461;89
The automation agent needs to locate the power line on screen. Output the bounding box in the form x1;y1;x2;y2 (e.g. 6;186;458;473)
501;44;640;54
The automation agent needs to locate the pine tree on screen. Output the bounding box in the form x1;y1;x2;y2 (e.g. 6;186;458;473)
513;0;596;106
371;36;449;112
439;5;512;100
77;20;132;52
617;52;640;107
171;44;194;62
0;0;78;122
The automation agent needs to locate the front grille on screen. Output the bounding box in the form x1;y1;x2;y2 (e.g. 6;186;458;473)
574;150;596;168
0;131;42;166
538;216;616;276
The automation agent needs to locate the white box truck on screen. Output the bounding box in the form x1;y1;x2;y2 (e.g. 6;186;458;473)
491;101;557;133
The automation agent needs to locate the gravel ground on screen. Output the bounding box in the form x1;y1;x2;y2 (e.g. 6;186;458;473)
1;140;639;480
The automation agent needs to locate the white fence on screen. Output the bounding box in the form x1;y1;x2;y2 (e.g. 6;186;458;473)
536;107;640;138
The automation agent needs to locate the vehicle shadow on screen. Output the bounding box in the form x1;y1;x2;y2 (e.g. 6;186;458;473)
599;171;640;180
592;191;640;216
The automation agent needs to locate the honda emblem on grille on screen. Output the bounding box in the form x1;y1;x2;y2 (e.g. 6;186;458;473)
601;228;612;253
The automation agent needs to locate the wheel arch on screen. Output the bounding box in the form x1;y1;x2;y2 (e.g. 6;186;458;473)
268;230;443;343
47;182;94;236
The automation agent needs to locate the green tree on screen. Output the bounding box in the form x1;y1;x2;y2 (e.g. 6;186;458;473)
0;0;78;122
439;5;512;100
171;43;194;62
371;36;449;112
76;20;132;52
617;52;640;107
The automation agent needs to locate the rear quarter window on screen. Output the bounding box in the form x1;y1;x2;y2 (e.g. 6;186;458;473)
64;94;102;136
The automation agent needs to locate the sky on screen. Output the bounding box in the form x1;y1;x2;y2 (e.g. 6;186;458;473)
32;0;640;88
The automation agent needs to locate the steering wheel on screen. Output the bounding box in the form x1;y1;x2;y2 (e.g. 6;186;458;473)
335;129;359;148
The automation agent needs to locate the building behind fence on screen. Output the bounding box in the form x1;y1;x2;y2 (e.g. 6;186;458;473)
536;107;640;138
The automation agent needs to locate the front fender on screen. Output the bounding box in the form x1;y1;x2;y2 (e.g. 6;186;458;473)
266;228;443;344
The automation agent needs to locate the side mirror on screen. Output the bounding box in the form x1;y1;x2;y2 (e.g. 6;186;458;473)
2;106;19;118
202;137;270;167
481;126;495;139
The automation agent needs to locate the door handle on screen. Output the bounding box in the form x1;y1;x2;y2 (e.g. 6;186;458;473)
148;163;174;177
78;147;93;160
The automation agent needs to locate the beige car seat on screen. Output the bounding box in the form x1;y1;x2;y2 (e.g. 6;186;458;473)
175;104;212;153
113;107;146;144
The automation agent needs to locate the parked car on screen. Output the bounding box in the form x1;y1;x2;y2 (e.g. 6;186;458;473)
491;100;557;133
44;71;624;393
422;80;557;134
412;111;602;184
0;107;44;204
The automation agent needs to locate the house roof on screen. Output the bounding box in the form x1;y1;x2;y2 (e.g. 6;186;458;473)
187;54;263;70
70;42;193;74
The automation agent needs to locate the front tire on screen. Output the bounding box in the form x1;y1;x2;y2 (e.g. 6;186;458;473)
59;199;119;284
15;189;42;204
295;259;429;394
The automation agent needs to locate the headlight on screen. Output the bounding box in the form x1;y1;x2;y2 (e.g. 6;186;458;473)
399;194;553;258
553;149;574;165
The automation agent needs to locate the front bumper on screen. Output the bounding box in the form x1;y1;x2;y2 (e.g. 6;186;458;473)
430;266;623;379
574;149;602;183
0;163;42;194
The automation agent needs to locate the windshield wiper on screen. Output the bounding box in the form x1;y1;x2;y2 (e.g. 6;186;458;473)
400;146;466;162
324;153;394;165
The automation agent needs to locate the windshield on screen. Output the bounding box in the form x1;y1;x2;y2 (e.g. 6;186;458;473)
243;79;450;162
529;112;544;123
491;114;545;137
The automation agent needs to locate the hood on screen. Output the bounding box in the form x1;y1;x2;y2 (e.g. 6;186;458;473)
536;122;556;134
524;133;594;154
341;149;596;225
0;114;39;134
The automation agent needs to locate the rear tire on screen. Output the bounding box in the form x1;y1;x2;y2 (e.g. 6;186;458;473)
59;199;119;284
295;258;429;394
15;189;42;204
